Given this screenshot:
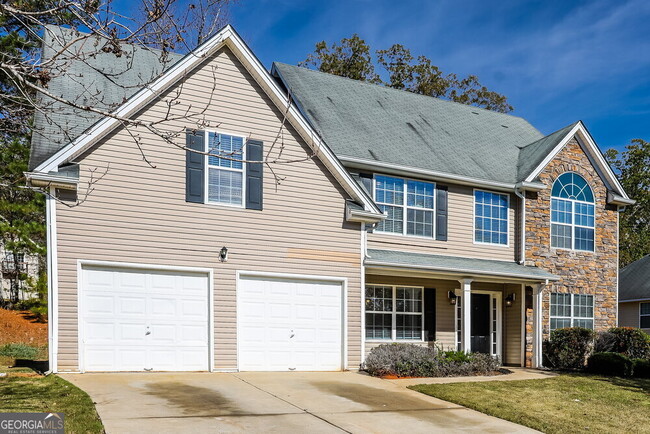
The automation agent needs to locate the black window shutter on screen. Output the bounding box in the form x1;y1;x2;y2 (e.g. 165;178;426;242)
185;130;205;203
246;139;263;210
424;288;436;342
436;185;448;241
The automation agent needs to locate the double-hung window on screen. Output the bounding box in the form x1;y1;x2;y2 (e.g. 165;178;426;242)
365;285;423;340
374;175;435;237
207;132;245;206
474;190;509;245
551;173;595;251
550;293;594;331
641;303;650;329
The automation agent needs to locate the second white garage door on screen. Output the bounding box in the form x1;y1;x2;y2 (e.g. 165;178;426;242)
238;275;344;371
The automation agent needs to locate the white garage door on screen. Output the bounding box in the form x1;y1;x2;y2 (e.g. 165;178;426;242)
238;275;343;371
80;266;209;372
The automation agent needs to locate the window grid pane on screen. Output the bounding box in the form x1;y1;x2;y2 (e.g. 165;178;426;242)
574;227;595;252
375;176;404;205
396;315;422;340
551;224;572;249
550;292;594;331
377;205;403;234
396;287;422;313
406;209;433;237
365;285;393;312
474;190;508;245
407;180;434;209
208;168;243;206
365;313;391;339
208;133;243;169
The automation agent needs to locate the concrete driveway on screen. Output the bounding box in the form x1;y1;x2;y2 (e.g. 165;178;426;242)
62;371;536;433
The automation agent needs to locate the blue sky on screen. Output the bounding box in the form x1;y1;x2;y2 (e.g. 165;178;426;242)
230;0;650;152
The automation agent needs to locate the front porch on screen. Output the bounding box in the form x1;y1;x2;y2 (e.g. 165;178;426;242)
364;249;560;367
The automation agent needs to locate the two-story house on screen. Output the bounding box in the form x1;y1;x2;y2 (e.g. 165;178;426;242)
27;25;633;373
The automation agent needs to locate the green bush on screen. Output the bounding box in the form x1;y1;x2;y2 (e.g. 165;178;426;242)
632;358;650;378
587;352;633;377
543;327;595;370
595;327;650;359
0;343;39;360
361;343;500;377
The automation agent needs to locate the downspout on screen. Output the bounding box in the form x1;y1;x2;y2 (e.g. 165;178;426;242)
514;187;526;265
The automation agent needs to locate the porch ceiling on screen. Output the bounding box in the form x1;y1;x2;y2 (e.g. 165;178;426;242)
365;249;560;283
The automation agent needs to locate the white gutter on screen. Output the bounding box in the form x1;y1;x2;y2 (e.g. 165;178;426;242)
341;155;546;193
46;187;58;373
25;172;78;190
607;191;636;206
346;206;387;223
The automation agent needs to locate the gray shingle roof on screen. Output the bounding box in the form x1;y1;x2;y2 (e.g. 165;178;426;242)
619;255;650;301
366;249;559;281
273;63;580;185
29;26;183;169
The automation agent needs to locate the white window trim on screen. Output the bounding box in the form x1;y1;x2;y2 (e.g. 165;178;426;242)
550;173;596;252
640;302;650;329
372;175;436;239
473;188;510;247
549;293;595;331
365;284;425;342
203;130;247;209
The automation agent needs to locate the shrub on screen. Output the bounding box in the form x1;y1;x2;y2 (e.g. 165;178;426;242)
362;344;435;377
543;327;595;370
587;352;633;377
595;328;650;359
632;358;650;378
361;343;500;377
0;343;39;360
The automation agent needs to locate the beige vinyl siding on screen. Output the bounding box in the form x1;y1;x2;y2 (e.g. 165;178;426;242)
503;283;523;366
368;184;517;261
54;47;362;371
619;301;650;333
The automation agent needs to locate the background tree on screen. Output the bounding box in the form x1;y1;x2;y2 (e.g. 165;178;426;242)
301;34;380;83
606;139;650;267
302;36;513;113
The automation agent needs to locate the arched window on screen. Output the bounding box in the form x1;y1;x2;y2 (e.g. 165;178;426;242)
550;173;595;251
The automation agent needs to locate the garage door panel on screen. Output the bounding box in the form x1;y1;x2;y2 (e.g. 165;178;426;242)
81;266;209;372
85;294;115;315
238;276;343;372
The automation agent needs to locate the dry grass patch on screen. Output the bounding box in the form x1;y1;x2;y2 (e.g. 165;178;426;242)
410;374;650;433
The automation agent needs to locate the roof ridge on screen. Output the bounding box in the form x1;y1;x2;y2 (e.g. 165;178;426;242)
273;62;533;124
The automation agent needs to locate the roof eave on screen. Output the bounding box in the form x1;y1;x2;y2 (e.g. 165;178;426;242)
364;259;560;283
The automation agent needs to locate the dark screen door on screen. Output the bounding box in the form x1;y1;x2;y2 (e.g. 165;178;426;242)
471;294;491;354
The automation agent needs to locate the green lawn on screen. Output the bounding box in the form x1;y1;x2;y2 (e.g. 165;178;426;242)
0;370;104;433
411;374;650;434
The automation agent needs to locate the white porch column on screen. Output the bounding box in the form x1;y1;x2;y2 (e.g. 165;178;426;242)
459;278;473;353
532;283;546;368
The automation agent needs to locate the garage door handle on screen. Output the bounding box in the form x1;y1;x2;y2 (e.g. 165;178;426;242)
145;327;151;336
290;330;294;338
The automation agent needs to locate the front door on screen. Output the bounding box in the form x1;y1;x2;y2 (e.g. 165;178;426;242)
456;291;502;357
471;294;491;354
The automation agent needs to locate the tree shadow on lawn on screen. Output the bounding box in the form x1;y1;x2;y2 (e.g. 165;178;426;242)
585;374;650;394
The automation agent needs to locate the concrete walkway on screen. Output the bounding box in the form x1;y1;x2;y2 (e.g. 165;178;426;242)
385;367;557;387
62;371;538;433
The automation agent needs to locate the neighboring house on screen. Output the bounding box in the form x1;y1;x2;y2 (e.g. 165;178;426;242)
26;25;634;373
0;247;39;303
618;255;650;333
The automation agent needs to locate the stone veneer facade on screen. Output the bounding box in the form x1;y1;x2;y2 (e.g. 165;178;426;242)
524;138;619;366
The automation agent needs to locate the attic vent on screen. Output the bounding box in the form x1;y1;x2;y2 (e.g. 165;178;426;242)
501;125;509;128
